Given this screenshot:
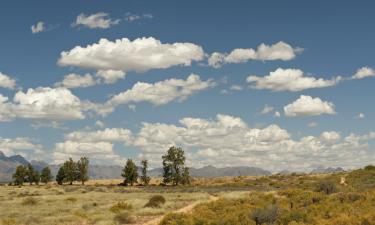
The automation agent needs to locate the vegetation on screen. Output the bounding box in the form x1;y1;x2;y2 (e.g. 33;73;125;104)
140;159;151;186
12;165;27;185
122;159;138;186
55;157;90;185
144;195;166;208
76;157;89;185
162;146;190;186
40;166;53;184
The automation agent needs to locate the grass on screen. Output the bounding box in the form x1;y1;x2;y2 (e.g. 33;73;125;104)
0;184;211;225
2;168;375;224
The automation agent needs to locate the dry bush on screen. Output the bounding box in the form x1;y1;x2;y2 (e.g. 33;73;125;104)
113;211;135;224
21;197;38;206
110;201;133;213
65;197;78;202
159;213;194;225
250;204;279;225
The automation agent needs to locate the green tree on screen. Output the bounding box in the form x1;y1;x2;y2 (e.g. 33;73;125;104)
40;166;53;184
26;163;36;185
181;167;191;185
76;157;89;185
12;165;27;185
162;146;187;185
33;170;40;185
56;166;66;185
122;159;138;186
63;158;77;185
140;160;151;186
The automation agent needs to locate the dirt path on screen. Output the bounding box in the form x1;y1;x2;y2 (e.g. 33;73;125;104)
142;195;219;225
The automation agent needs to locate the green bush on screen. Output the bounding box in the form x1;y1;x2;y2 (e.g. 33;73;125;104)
315;180;338;195
159;213;194;225
250;204;279;225
144;195;166;208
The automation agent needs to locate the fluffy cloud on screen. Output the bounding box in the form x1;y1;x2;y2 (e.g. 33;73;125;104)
53;128;134;164
95;74;215;116
53;141;123;165
72;12;120;29
58;37;205;73
55;73;97;89
0;87;87;121
0;137;44;159
129;114;375;170
66;128;133;143
284;95;336;117
31;21;45;33
52;114;375;171
0;72;16;89
352;67;375;79
96;70;126;84
247;68;341;92
208;42;302;68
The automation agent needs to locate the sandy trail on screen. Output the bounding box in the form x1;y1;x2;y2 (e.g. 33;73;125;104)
142;195;219;225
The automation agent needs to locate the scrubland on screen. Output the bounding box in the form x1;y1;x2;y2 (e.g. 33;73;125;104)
1;166;375;225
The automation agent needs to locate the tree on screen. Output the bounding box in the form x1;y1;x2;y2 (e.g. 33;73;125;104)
12;165;27;185
140;160;151;186
33;170;40;185
181;167;191;185
122;159;138;186
63;158;77;185
162;146;188;186
40;166;53;184
56;166;66;185
76;157;89;185
26;163;36;185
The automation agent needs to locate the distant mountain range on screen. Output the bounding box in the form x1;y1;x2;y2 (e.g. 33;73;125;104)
0;151;344;183
310;166;345;174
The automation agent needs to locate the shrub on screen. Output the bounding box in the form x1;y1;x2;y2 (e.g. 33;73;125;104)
250;204;279;225
144;195;166;208
159;213;194;225
110;201;133;213
364;165;375;170
113;211;135;224
65;197;77;202
316;180;338;195
21;197;38;206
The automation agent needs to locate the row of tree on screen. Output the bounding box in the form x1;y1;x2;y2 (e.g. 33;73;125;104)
121;146;191;186
12;164;53;185
12;146;190;186
56;157;89;185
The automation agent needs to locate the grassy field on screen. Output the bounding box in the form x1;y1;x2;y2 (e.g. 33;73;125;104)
1;167;375;225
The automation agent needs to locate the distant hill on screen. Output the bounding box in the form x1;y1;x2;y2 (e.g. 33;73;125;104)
0;151;30;182
146;165;271;177
310;166;345;174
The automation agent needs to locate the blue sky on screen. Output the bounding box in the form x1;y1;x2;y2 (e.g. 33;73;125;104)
0;0;375;171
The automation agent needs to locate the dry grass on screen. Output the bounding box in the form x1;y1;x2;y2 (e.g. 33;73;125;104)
0;184;211;225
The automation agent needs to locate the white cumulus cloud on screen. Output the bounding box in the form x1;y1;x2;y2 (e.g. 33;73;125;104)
0;87;87;121
72;12;120;29
284;95;336;117
55;73;97;89
247;68;341;92
0;72;16;89
208;41;302;68
58;37;205;73
352;67;375;79
94;74;215;116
